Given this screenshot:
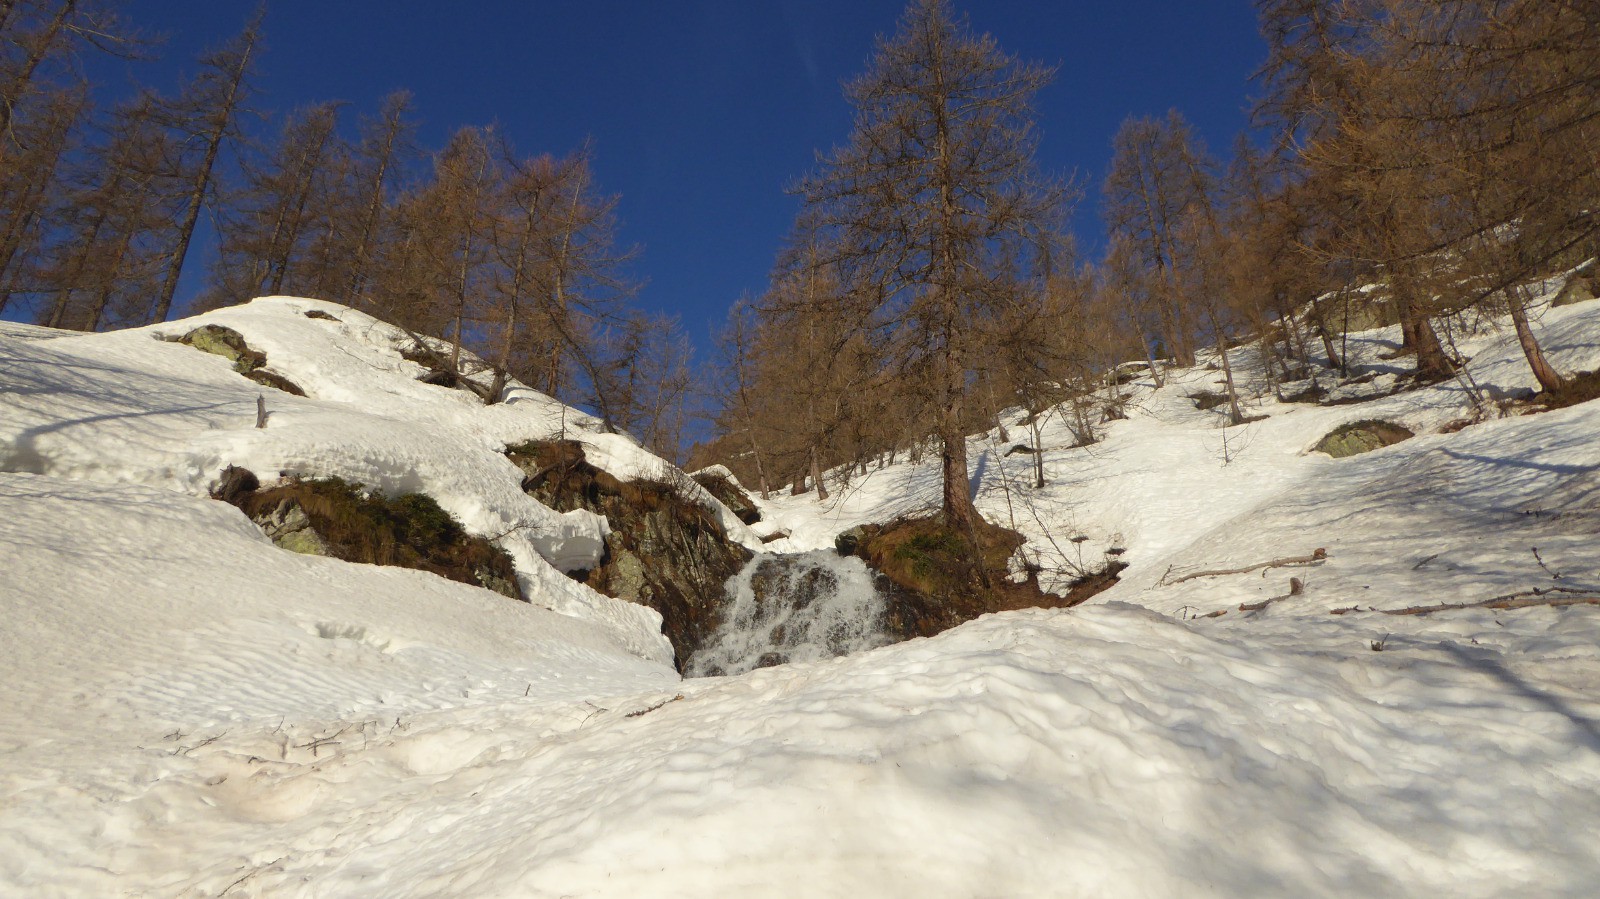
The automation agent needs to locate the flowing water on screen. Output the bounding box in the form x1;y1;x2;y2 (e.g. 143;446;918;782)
685;551;892;677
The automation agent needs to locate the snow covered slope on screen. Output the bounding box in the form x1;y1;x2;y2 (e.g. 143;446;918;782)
0;296;762;657
3;291;1600;896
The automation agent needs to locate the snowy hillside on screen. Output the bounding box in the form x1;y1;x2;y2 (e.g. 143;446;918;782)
4;292;1600;896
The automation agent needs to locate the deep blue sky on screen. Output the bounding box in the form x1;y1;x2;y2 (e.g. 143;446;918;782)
94;0;1265;343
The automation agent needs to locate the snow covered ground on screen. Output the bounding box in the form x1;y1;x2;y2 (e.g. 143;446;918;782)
3;290;1600;896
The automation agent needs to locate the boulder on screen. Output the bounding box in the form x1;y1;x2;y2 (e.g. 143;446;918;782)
1314;420;1415;458
179;325;266;374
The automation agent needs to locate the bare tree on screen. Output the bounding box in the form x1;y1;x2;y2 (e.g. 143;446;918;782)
798;0;1065;534
151;9;260;323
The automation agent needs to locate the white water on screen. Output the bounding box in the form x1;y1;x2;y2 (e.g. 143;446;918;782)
686;551;892;677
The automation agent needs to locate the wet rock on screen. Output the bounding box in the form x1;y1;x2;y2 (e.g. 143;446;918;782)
1314;420;1415;458
834;526;868;557
179;325;266;374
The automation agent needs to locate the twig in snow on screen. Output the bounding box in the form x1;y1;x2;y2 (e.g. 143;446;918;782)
1532;547;1562;580
625;694;685;719
1411;553;1440;570
1240;577;1303;613
1363;586;1600;617
175;731;227;756
1163;549;1327;586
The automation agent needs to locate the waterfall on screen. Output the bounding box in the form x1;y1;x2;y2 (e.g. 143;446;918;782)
685;551;891;677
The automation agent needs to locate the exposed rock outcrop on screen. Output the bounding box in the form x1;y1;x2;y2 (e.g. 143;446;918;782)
842;515;1124;642
509;441;754;668
217;472;522;601
179;324;266;374
690;467;761;525
1314;420;1414;458
177;324;305;395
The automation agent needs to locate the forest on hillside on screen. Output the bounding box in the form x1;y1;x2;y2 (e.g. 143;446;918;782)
3;0;1596;484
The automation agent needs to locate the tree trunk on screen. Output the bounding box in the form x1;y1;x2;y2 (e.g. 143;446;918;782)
1509;285;1566;394
153;22;258;323
1308;293;1343;371
810;446;828;502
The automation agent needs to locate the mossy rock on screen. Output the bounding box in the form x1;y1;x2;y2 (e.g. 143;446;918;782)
846;515;1122;642
1314;420;1415;458
227;476;522;601
180;325;266;374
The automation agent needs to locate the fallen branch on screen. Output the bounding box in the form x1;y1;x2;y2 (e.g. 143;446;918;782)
1378;586;1600;616
1240;577;1303;613
1164;549;1327;586
625;693;685;719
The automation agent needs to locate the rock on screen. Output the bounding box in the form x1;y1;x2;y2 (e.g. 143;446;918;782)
508;440;753;669
1314;420;1415;458
210;465;259;505
225;477;522;600
834;525;869;557
844;515;1123;643
254;498;331;557
690;468;761;524
244;369;306;396
1553;271;1596;308
179;325;266;374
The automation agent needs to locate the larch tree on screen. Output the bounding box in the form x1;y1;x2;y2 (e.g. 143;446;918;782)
150;10;259;323
799;0;1064;535
207;101;343;308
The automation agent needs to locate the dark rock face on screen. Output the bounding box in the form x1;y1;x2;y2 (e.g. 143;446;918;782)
844;515;1123;642
690;469;761;524
1314;420;1415;458
509;441;753;669
244;369;306;396
217;472;522;601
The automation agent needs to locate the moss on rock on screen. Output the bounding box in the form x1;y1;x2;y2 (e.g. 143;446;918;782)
846;515;1123;642
179;325;266;374
1314;420;1414;458
224;475;521;600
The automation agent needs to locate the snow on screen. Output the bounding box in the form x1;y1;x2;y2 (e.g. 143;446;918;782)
4;290;1600;895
